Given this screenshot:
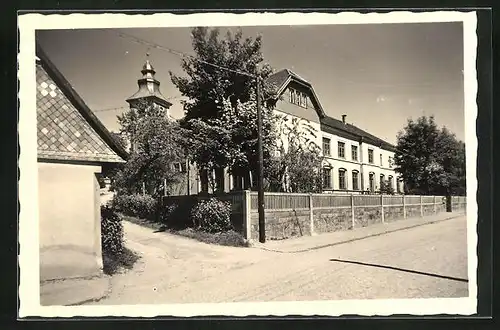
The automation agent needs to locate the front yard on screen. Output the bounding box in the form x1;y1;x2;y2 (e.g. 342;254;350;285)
122;215;250;248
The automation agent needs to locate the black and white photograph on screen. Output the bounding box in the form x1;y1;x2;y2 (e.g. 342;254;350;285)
18;11;478;317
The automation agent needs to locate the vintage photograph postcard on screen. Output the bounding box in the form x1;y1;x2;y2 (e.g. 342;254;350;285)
18;10;478;318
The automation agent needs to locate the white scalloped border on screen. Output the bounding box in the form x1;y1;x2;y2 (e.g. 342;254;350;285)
18;10;478;318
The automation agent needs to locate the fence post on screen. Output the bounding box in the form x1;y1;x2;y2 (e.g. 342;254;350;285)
403;195;407;219
433;195;437;214
381;194;385;224
351;194;355;229
420;195;423;217
309;194;315;236
243;190;252;240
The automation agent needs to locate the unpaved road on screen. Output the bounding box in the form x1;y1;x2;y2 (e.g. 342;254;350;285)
90;216;468;305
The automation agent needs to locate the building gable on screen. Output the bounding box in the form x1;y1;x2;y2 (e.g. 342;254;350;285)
36;44;128;164
267;69;326;122
267;69;396;152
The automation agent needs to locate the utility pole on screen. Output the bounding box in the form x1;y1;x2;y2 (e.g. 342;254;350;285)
256;77;266;243
186;158;191;196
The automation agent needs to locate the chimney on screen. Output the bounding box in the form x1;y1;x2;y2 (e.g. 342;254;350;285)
342;114;347;124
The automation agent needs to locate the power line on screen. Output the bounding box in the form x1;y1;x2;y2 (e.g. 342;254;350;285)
93;106;128;113
92;96;185;113
105;29;258;79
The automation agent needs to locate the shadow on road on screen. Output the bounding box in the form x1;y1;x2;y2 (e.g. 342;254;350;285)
329;258;468;283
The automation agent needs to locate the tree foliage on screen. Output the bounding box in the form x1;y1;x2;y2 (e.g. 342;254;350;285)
395;115;466;196
170;27;279;182
110;131;127;151
185;92;277;179
379;180;395;195
266;116;323;193
113;101;186;197
170;27;276;122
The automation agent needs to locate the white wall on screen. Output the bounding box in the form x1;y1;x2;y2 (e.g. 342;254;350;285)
38;162;103;281
273;87;402;193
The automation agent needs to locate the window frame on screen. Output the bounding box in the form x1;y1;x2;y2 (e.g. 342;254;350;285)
338;141;346;159
322;167;332;189
322;137;331;157
369;172;375;192
380;174;385;189
368;149;374;164
338;168;347;190
351;145;358;161
301;92;308;108
172;162;182;173
352;170;359;191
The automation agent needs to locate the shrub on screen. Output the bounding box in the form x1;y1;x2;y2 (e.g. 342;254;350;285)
101;203;124;255
177;228;249;247
112;193;158;220
190;198;232;233
96;173;107;189
158;203;178;224
379;180;395;195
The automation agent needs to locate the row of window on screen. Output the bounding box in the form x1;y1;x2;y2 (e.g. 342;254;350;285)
322;137;393;167
322;168;399;192
289;88;308;108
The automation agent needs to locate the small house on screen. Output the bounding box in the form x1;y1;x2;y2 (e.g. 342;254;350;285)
36;43;128;284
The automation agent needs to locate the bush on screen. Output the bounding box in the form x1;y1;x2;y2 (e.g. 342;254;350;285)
177;228;249;247
190;198;232;233
101;203;124;255
96;173;107;189
379;180;396;195
112;193;158;220
158;203;178;224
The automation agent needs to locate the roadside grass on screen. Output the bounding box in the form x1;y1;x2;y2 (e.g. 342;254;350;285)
102;247;141;275
122;215;250;248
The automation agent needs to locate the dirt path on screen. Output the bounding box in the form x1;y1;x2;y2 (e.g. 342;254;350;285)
91;220;276;305
91;217;468;305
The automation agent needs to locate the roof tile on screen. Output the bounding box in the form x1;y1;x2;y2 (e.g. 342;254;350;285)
37;63;125;163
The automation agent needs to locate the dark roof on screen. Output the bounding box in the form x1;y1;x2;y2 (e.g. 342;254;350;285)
126;92;172;108
36;43;129;163
126;59;172;108
266;69;326;117
266;69;290;92
321;116;395;151
267;69;395;152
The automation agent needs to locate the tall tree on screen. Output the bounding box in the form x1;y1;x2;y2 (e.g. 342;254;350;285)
170;27;275;121
434;127;466;196
113;101;186;197
266;116;323;193
185;92;278;191
394;115;466;196
170;27;278;188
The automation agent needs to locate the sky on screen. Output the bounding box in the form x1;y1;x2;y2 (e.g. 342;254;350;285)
36;22;465;145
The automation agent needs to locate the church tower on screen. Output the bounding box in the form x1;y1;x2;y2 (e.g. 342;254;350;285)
126;53;172;117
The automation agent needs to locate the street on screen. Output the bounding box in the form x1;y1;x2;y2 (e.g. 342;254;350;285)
90;216;468;305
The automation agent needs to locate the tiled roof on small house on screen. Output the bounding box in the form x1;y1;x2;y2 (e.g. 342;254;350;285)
36;44;128;164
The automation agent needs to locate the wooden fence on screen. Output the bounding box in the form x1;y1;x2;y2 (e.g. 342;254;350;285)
160;191;467;240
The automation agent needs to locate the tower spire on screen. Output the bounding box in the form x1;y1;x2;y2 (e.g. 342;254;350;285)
126;52;172;111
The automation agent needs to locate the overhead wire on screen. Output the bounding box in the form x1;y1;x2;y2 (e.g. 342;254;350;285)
106;29;258;79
